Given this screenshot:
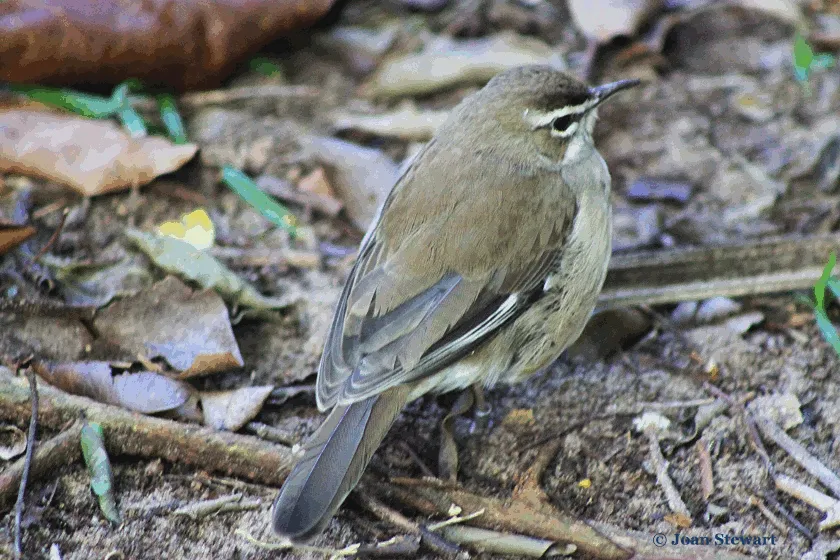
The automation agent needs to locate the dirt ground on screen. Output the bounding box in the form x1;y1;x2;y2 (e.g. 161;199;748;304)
2;0;840;559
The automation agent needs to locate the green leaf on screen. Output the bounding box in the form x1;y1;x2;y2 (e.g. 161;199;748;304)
157;94;188;144
813;53;836;70
793;33;814;71
816;308;840;356
815;252;836;309
117;106;148;138
221;166;297;237
80;421;121;524
249;57;283;78
828;278;840;302
124;228;299;309
10;84;119;118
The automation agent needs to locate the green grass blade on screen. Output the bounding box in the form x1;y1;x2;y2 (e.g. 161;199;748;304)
157;94;188;144
221;166;297;237
10;84;118;118
816;308;840;356
815;252;836;309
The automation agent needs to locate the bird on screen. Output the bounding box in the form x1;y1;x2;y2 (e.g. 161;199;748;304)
272;65;639;540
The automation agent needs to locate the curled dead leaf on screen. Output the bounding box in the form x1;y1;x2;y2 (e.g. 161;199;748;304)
0;110;197;196
0;425;27;460
31;360;192;414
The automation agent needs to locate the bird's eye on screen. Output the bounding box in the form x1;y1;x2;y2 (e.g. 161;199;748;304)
552;115;576;133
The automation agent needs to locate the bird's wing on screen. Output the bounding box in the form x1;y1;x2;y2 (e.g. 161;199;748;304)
316;140;577;409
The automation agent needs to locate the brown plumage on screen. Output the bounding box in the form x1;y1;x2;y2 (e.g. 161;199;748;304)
272;65;639;541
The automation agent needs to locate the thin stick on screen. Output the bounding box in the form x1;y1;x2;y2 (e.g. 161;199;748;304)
0;368;295;487
754;415;840;498
13;371;38;559
0;421;83;506
28;208;69;267
762;490;814;542
354;490;462;556
748;495;789;536
696;438;714;500
647;429;691;520
129;84;318;113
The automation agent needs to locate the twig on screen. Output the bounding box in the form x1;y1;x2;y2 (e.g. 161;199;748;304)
0;299;96;321
802;536;840;560
13;371;38;559
245;422;298;446
646;428;692;521
438;525;572;558
353;536;421;557
235;529;360;556
754;414;840;498
697;438;714;500
748;495;789;536
703;383;775;476
399;441;436;478
762;490;815;541
775;474;840;530
353;489;462;556
129;84;318;113
0;421;83;507
27;208;69;267
387;482;752;560
513;438;563;504
171;495;261;520
426;508;485;531
0;367;295;487
600;232;840;307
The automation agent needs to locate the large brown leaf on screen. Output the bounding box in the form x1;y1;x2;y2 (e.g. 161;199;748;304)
0;110;197;196
92;276;244;377
0;0;335;91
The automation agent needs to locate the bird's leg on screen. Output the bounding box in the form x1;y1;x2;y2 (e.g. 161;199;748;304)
469;383;492;434
438;388;475;482
437;383;494;481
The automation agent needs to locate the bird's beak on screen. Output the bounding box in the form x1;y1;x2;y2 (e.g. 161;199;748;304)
589;79;641;106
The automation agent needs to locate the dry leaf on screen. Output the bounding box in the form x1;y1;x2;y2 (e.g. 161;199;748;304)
330;103;450;142
0;110;197;196
0;425;27;461
124;228;300;309
32;360;192;414
256;174;343;218
364;32;564;98
298;168;337;200
297;135;400;231
201;386;274;431
93;276;244;377
42;255;153;307
567;0;662;42
0;0;335;91
0;223;35;255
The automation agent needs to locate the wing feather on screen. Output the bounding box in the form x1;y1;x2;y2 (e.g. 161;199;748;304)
316;136;577;409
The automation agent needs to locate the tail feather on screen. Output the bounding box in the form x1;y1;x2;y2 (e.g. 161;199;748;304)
272;387;409;540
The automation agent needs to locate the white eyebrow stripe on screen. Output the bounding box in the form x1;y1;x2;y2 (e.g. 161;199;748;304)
523;97;599;129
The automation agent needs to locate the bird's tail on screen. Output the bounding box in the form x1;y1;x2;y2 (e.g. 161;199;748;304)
271;386;410;540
